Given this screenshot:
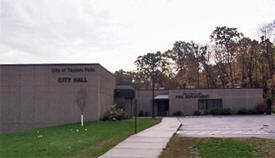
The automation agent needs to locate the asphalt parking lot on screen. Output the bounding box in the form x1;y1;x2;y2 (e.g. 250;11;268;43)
178;115;275;139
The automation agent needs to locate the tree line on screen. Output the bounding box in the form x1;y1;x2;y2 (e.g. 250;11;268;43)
115;21;275;98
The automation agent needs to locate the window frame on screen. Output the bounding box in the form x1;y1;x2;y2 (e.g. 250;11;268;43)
198;99;223;111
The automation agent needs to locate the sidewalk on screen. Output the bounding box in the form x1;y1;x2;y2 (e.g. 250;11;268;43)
99;117;181;158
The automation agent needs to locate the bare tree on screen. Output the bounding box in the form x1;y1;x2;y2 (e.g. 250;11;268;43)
76;87;87;126
258;20;275;43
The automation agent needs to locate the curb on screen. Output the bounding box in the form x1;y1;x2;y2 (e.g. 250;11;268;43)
175;117;183;135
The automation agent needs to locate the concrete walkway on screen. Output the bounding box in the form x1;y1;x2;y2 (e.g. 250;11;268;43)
99;117;181;158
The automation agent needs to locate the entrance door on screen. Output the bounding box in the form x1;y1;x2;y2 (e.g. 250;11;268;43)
157;100;169;116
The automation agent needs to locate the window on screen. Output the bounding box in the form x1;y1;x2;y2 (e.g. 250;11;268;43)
198;99;222;111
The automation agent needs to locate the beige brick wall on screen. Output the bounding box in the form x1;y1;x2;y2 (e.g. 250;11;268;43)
98;66;116;119
0;64;115;133
135;90;168;116
136;89;263;116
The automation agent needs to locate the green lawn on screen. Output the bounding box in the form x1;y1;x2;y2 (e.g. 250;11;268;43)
160;137;275;158
0;118;160;158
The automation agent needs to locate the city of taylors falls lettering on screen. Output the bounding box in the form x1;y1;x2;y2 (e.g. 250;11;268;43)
51;67;95;83
175;93;208;99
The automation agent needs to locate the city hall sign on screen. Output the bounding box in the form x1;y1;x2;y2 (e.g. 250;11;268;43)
175;93;208;99
51;67;95;83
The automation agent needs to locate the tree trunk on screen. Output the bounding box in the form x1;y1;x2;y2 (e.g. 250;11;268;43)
206;73;210;88
255;65;258;88
241;55;246;88
197;67;200;88
229;63;234;87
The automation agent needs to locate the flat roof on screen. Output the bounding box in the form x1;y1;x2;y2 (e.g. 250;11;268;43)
0;63;100;66
0;63;114;76
137;88;263;91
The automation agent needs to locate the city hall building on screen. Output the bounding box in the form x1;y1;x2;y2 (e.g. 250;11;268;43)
0;64;115;133
0;63;263;133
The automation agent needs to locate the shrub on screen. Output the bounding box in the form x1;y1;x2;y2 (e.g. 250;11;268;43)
266;98;272;115
173;111;182;116
255;103;267;114
248;109;257;114
210;108;221;115
238;108;249;115
139;110;144;116
193;111;201;116
238;108;257;115
144;112;150;116
203;111;209;115
102;105;129;121
210;109;218;115
221;108;232;115
211;108;232;115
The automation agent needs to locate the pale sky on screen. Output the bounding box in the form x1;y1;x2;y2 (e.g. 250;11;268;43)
0;0;274;72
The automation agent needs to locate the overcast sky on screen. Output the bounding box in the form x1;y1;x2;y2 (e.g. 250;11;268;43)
0;0;274;72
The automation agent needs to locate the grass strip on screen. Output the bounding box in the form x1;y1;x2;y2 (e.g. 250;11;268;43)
160;137;275;158
0;118;160;158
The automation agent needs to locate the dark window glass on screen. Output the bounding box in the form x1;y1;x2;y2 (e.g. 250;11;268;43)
198;99;223;111
198;100;205;110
